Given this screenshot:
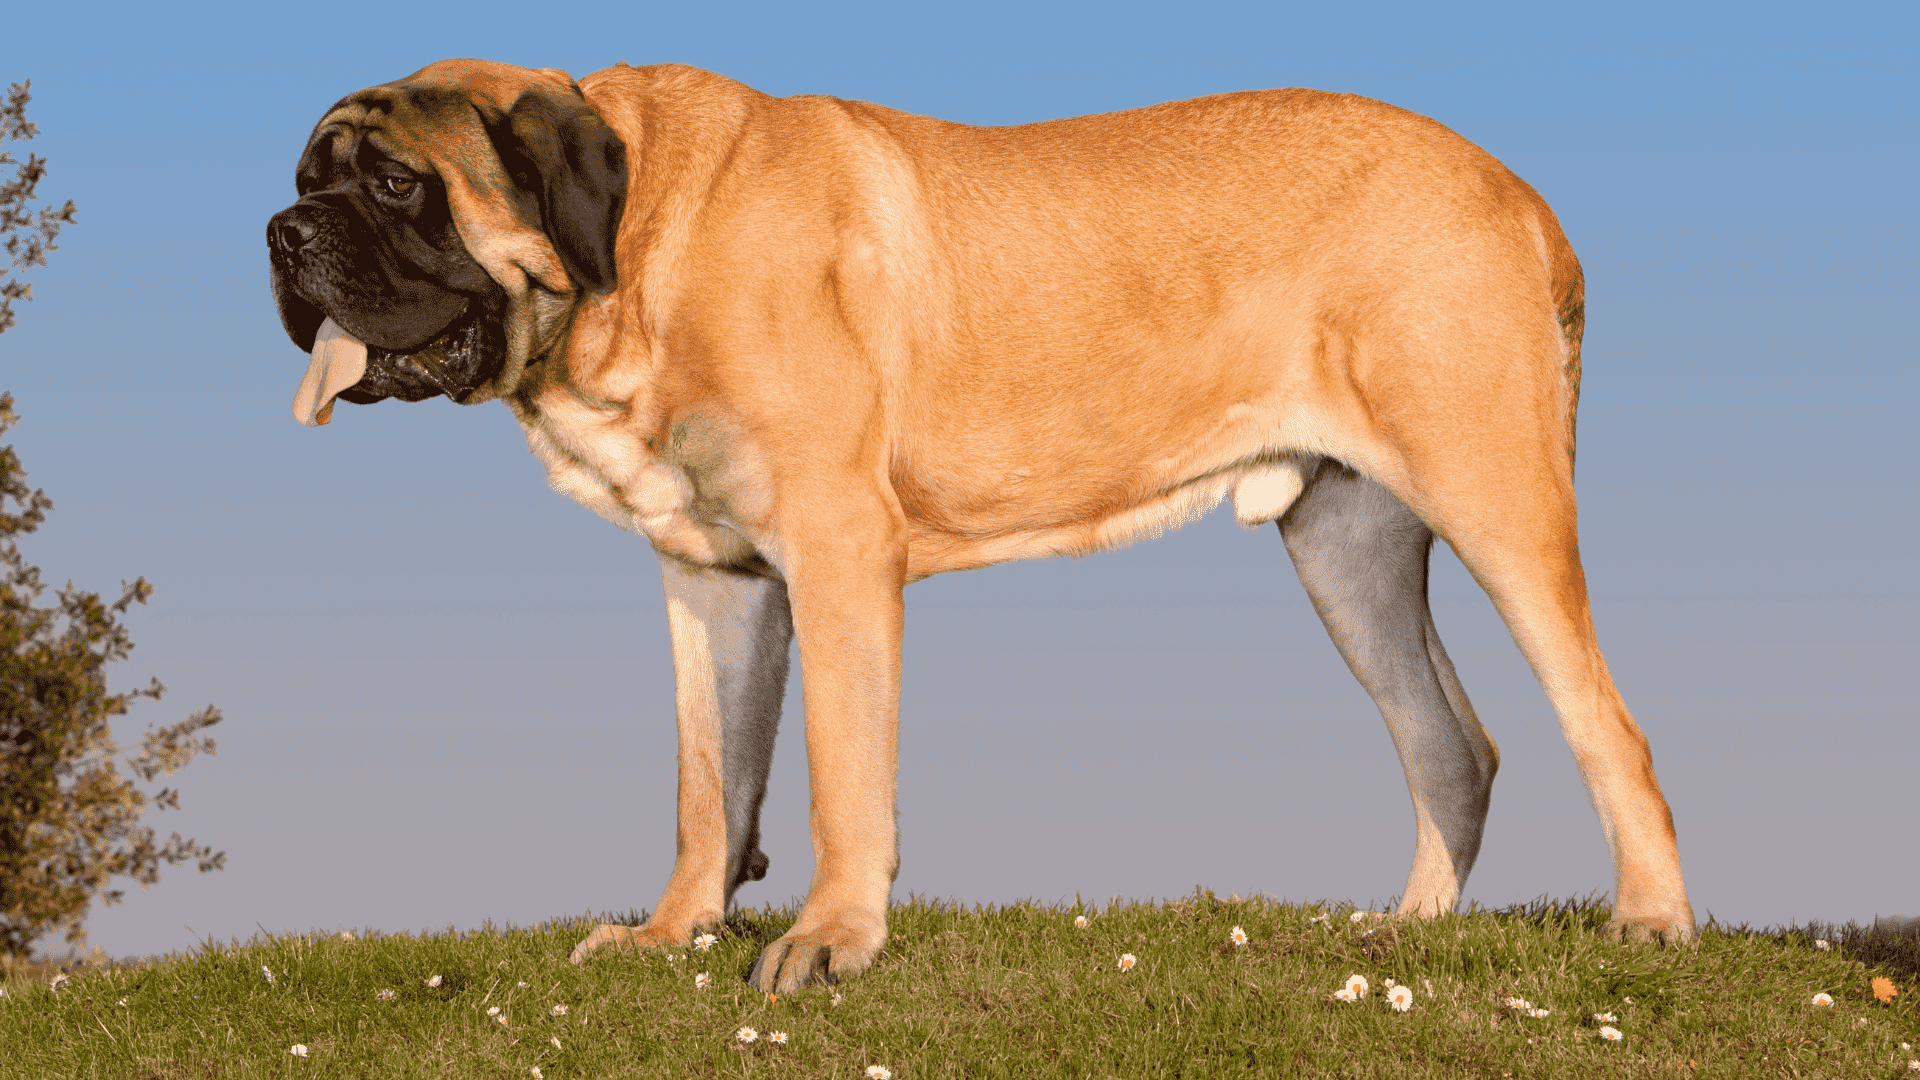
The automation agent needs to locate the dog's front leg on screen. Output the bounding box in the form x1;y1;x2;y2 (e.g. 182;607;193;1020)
748;506;905;993
570;558;793;963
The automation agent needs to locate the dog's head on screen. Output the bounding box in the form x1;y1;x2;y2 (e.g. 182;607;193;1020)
268;59;627;422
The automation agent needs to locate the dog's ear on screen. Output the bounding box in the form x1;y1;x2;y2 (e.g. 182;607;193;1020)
485;88;628;294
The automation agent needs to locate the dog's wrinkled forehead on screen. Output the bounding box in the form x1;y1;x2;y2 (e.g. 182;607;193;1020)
297;59;579;191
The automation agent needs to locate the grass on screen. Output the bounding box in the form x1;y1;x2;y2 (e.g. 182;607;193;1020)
2;892;1916;1078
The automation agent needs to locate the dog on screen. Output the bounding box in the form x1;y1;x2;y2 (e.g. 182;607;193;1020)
268;58;1695;992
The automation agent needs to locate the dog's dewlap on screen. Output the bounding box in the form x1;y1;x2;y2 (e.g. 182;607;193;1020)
293;318;368;426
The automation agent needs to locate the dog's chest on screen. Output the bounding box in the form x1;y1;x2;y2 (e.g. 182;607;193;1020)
515;389;763;570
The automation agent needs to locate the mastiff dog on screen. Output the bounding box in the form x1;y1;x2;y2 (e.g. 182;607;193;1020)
268;59;1695;991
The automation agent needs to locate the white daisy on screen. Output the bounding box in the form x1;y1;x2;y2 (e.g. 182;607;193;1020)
425;975;442;989
1592;1011;1616;1023
339;931;355;942
1118;953;1137;972
1423;979;1434;998
530;1068;543;1079
1814;939;1830;951
695;972;712;990
1504;997;1532;1011
1811;992;1834;1007
831;993;844;1006
550;1037;561;1050
1345;974;1369;998
517;981;529;988
1230;926;1248;946
1598;1026;1623;1042
737;1026;758;1043
769;1031;789;1045
1350;911;1367;924
375;989;396;1002
1074;915;1089;929
1333;987;1357;1002
550;1004;568;1017
487;1006;501;1017
1387;985;1414;1012
288;1044;308;1057
867;1067;893;1079
494;1015;508;1027
693;933;718;952
1530;1008;1551;1018
1309;913;1330;924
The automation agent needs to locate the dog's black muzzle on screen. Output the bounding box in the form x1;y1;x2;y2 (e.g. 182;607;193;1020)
268;195;509;405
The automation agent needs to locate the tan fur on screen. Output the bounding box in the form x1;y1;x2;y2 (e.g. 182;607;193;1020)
356;60;1694;989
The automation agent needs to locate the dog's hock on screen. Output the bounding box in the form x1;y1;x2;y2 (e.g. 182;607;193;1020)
1231;460;1309;527
293;318;369;427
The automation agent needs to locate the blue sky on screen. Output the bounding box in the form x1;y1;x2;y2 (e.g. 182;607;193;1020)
3;1;1914;958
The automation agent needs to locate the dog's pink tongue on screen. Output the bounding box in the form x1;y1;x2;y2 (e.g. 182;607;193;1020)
292;318;368;427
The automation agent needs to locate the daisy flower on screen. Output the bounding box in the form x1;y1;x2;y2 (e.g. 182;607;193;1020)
1230;926;1248;946
1333;987;1357;1002
1118;953;1138;972
116;998;128;1007
375;989;396;1002
1907;1061;1919;1072
262;966;276;986
47;973;68;991
695;973;712;990
867;1067;894;1079
487;1006;501;1017
1383;978;1395;988
737;1026;758;1043
1345;974;1369;998
288;1044;308;1057
1423;979;1434;998
1387;985;1414;1012
1814;939;1830;951
1592;1011;1616;1023
693;933;718;952
495;1015;508;1027
1504;997;1532;1011
1811;992;1834;1007
1309;913;1330;924
1530;1008;1551;1019
1598;1026;1623;1042
1074;915;1089;929
517;981;529;988
530;1068;544;1079
550;1037;562;1050
1350;911;1368;924
426;975;443;989
831;993;845;1006
550;1004;568;1017
339;931;355;941
770;1031;789;1045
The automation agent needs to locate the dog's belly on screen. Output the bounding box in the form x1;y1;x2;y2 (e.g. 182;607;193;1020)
520;380;1333;580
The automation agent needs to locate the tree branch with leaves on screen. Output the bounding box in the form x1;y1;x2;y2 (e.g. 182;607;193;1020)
0;80;223;963
1;81;77;336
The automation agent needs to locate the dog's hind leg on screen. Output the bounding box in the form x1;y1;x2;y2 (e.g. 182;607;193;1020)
1280;460;1500;916
571;557;792;963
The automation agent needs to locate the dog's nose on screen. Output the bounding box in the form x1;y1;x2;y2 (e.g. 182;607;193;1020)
269;210;318;255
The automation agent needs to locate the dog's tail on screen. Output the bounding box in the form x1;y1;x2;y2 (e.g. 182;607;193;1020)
1544;217;1586;475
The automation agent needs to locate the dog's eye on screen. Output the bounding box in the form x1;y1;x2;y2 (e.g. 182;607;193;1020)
382;176;417;197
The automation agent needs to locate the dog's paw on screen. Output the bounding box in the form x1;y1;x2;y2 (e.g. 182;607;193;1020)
1602;912;1695;947
747;919;886;993
569;923;674;965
